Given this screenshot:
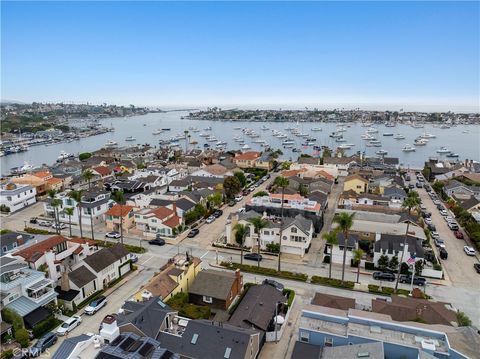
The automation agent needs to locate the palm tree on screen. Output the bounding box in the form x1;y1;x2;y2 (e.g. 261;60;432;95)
51;198;62;234
333;212;355;282
68;190;83;238
394;191;421;292
64;207;74;237
112;191;126;244
248;216;269;268
353;248;364;283
47;190;59;233
83;169;94;189
322;230;338;279
274;176;289;272
233;223;248;265
184;130;189;153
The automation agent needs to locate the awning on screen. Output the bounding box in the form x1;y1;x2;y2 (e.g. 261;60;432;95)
23;307;50;329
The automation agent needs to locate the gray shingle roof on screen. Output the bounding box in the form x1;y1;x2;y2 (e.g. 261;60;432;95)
69;265;96;288
373;234;424;258
188;269;237;300
175;198;196;211
83;244;129;273
52;334;91;359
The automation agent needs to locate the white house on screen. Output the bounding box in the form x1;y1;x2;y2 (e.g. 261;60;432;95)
134;206;182;237
0;182;36;213
329;232;359;265
373;233;425;265
191;164;236;178
226;212;314;258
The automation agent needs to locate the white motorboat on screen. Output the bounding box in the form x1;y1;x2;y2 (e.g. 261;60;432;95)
338;144;355;149
58;150;73;160
361;133;375;140
104;140;118;148
125;136;136;141
383;133;394;136
376;150;388;156
329;132;343;138
436;147;451;154
414;138;428;146
393;134;405;140
282;139;295;145
242;144;251;150
366;127;378;133
261;125;269;130
311;127;322;132
402;144;416;152
276;134;287;139
446;153;459;158
204;126;212;131
335;137;347;143
420;133;436;139
199;133;209;137
152;129;163;135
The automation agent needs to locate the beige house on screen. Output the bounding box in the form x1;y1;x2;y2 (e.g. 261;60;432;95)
343;174;369;194
105;204;135;233
233;151;261;169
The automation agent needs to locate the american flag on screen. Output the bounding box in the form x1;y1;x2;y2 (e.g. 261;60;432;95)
407;255;416;265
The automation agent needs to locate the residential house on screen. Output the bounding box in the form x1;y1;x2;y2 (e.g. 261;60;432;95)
168;178;190;192
134;206;182;237
453;195;480;213
298;305;479;359
287;176;332;196
0;182;36;213
104;204;135;233
191;164;236;178
246;193;323;232
443;180;480;200
328;232;359;265
256;153;274;171
290;162;339;180
226;212;314;258
291;341;384;359
45;189;112;225
92;165;114;180
33;171;64;191
13;235;98;283
373;233;425;265
322;156;359;177
11;174;48;198
310;292;356;311
338;190;403;211
233;151;261;169
343;174;369;194
0;256;58;329
63;265;98;304
0;232;29;255
133;253;202;302
372;296;458;326
228;283;288;343
384;187;407;202
188;269;243;310
82;243;131;289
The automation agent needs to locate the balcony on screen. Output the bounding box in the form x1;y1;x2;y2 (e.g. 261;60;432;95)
26;279;55;303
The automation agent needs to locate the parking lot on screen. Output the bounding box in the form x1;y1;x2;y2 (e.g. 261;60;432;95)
409;171;479;287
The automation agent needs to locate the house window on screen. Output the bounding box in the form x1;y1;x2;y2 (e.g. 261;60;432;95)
300;332;309;343
13;243;17;248
291;227;297;233
2;246;7;253
324;338;333;347
203;296;213;303
56;265;61;272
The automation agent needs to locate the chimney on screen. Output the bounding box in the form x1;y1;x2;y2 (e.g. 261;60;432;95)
60;271;70;291
235;269;243;294
172;201;177;216
17;235;24;246
375;233;381;242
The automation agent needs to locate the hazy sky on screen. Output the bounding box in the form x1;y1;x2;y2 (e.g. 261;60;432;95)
1;1;479;111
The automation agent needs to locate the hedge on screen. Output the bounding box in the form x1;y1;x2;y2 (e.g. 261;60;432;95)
32;316;62;338
1;350;13;359
14;328;29;348
283;288;295;307
220;262;308;282
365;262;375;271
368;285;410;296
95;240;146;254
1;308;24;331
310;276;355;289
24;227;55;235
166;293;210;320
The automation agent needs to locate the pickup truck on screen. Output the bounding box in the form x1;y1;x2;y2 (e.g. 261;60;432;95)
399;275;426;286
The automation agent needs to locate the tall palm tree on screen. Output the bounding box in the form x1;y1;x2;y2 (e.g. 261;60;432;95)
184;130;189;153
47;190;59;233
233;223;248;265
353;248;364;283
248;216;269;268
112;191;126;244
82;169;94;190
322;230;338;279
394;191;421;292
333;212;355;282
64;207;74;237
51;198;62;234
274;176;289;271
68;190;83;238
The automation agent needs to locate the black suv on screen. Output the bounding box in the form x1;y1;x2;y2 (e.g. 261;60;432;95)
263;279;285;291
440;248;448;260
244;253;263;262
373;272;395;281
29;332;57;357
187;228;200;238
399;275;426;286
213;209;223;218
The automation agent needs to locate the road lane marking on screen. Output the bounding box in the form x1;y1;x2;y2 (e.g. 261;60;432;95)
141;255;154;266
200;251;210;259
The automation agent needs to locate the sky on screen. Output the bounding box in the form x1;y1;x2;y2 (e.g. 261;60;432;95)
1;1;479;112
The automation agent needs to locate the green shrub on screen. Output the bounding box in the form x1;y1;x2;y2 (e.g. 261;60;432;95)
1;349;14;359
167;293;210;319
0;229;11;234
79;152;92;161
220;262;308;282
0;204;11;213
24;227;54;235
364;262;375;271
310;276;355;289
323;255;331;264
456;311;472;326
350;258;359;268
95;240;145;253
283;288;295;307
14;328;30;348
368;285;409;296
1;308;23;331
32;316;62;338
253;191;269;198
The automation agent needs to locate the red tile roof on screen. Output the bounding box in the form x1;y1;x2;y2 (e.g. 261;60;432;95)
316;170;334;181
33;171;52;180
93;166;112;176
163;216;181;228
69;237;96;246
150;206;175;220
73;247;83;254
234;151;261;161
47;178;63;186
105;204;134;217
14;235;67;262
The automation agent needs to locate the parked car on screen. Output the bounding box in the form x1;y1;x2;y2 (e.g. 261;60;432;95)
38;220;51;227
434;237;445;248
454;231;464;239
439;248;448;260
237;207;246;213
427;223;436;231
244;253;263;262
424;217;432;225
234;195;244;202
372;272;395;281
56;315;82;336
128;253;138;263
474;263;480;274
405;175;411;181
213;209;223;218
263;278;285;291
433;199;441;205
408;184;415;189
464;246;476;256
399;275;426;286
421;211;432;218
439;209;448;216
148;238;166;246
445;216;454;222
29;217;38;224
228;200;236;207
431;232;440;239
29;332;57;357
187;228;200;238
105;231;121;239
447;222;459;230
85;296;108;315
205;215;216;224
415;182;423;188
51;223;66;230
